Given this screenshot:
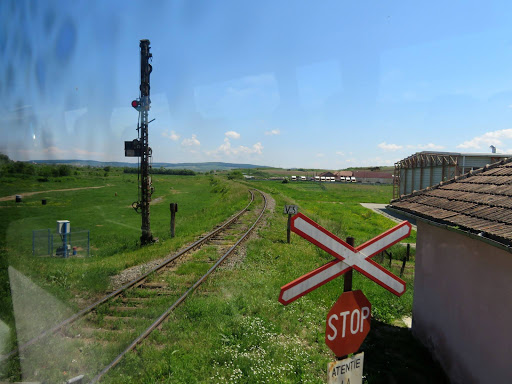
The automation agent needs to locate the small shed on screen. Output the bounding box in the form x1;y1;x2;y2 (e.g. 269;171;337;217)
319;171;336;178
388;158;512;384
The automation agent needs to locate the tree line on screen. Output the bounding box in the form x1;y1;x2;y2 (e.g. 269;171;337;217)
0;154;73;178
123;167;196;176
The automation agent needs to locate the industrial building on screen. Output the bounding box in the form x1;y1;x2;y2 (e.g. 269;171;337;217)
389;157;512;384
393;151;512;199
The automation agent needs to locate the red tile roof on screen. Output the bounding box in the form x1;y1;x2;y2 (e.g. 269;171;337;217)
335;171;353;177
353;171;393;179
389;158;512;245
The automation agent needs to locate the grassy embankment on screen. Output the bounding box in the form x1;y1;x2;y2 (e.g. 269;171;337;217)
103;180;447;384
0;168;249;380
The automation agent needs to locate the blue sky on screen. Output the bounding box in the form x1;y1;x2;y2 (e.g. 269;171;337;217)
2;0;512;169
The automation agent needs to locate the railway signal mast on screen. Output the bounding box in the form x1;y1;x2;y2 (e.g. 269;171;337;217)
125;39;154;245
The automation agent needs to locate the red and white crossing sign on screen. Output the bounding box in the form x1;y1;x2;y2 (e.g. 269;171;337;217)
279;213;411;305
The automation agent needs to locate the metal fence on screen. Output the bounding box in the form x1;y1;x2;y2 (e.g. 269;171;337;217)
32;228;90;257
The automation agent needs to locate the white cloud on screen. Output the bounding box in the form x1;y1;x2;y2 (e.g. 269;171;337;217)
181;134;200;148
206;138;263;157
378;142;403;151
264;129;281;136
162;130;180;141
336;151;344;156
406;143;445;151
248;142;264;155
457;129;512;149
225;131;241;139
316;153;325;158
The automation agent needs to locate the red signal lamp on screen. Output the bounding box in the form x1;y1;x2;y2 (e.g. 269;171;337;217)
131;100;140;109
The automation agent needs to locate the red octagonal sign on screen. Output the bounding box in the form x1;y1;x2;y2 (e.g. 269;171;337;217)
325;290;371;357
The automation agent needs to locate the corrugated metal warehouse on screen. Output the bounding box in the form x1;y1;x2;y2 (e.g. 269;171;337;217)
393;151;511;199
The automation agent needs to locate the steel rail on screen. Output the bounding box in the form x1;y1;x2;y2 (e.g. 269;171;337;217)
0;190;255;363
89;190;267;383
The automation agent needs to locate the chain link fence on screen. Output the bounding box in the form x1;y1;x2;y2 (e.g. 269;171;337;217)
32;228;90;257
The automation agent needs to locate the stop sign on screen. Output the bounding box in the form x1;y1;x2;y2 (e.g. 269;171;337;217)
325;290;371;357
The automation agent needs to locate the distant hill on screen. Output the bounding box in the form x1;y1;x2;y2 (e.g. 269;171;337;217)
28;160;269;172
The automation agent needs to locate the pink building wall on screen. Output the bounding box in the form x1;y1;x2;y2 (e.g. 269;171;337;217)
413;221;512;383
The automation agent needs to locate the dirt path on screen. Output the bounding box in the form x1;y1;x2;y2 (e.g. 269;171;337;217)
360;202;417;230
0;186;107;201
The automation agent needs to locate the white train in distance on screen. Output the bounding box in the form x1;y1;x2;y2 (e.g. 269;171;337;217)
290;175;356;182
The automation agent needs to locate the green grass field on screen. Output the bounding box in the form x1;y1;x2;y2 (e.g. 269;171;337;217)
0;170;447;383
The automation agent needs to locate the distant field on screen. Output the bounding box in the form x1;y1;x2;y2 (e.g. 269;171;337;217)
237;166;395;178
1;171;249;291
239;168;323;177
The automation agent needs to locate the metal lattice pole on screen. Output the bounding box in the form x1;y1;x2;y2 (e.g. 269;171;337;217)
124;39;154;246
139;39;153;245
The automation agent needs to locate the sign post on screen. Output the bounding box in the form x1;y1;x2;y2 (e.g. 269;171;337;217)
170;203;178;238
344;237;354;292
278;213;411;383
283;205;298;243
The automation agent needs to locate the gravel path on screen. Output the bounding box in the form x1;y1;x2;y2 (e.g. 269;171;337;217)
360;203;417;230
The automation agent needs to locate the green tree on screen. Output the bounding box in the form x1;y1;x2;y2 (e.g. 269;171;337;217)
0;153;10;164
227;170;244;180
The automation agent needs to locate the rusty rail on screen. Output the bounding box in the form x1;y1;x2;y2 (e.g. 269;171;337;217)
89;190;267;382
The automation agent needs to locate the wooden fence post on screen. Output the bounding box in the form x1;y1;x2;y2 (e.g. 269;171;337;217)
170;203;178;238
344;237;355;292
287;214;292;243
400;253;407;277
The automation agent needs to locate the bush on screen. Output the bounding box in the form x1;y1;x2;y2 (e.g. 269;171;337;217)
0;153;10;164
7;161;36;175
57;165;72;177
227;170;243;180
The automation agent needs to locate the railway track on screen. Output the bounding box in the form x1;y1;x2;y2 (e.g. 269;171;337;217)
1;189;268;383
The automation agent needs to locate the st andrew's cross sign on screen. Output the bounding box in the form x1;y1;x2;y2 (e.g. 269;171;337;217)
279;213;411;305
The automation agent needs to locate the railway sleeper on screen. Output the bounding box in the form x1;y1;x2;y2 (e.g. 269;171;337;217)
108;306;142;312
141;281;169;289
209;240;231;245
102;315;140;322
75;326;128;334
121;297;150;303
133;287;174;296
